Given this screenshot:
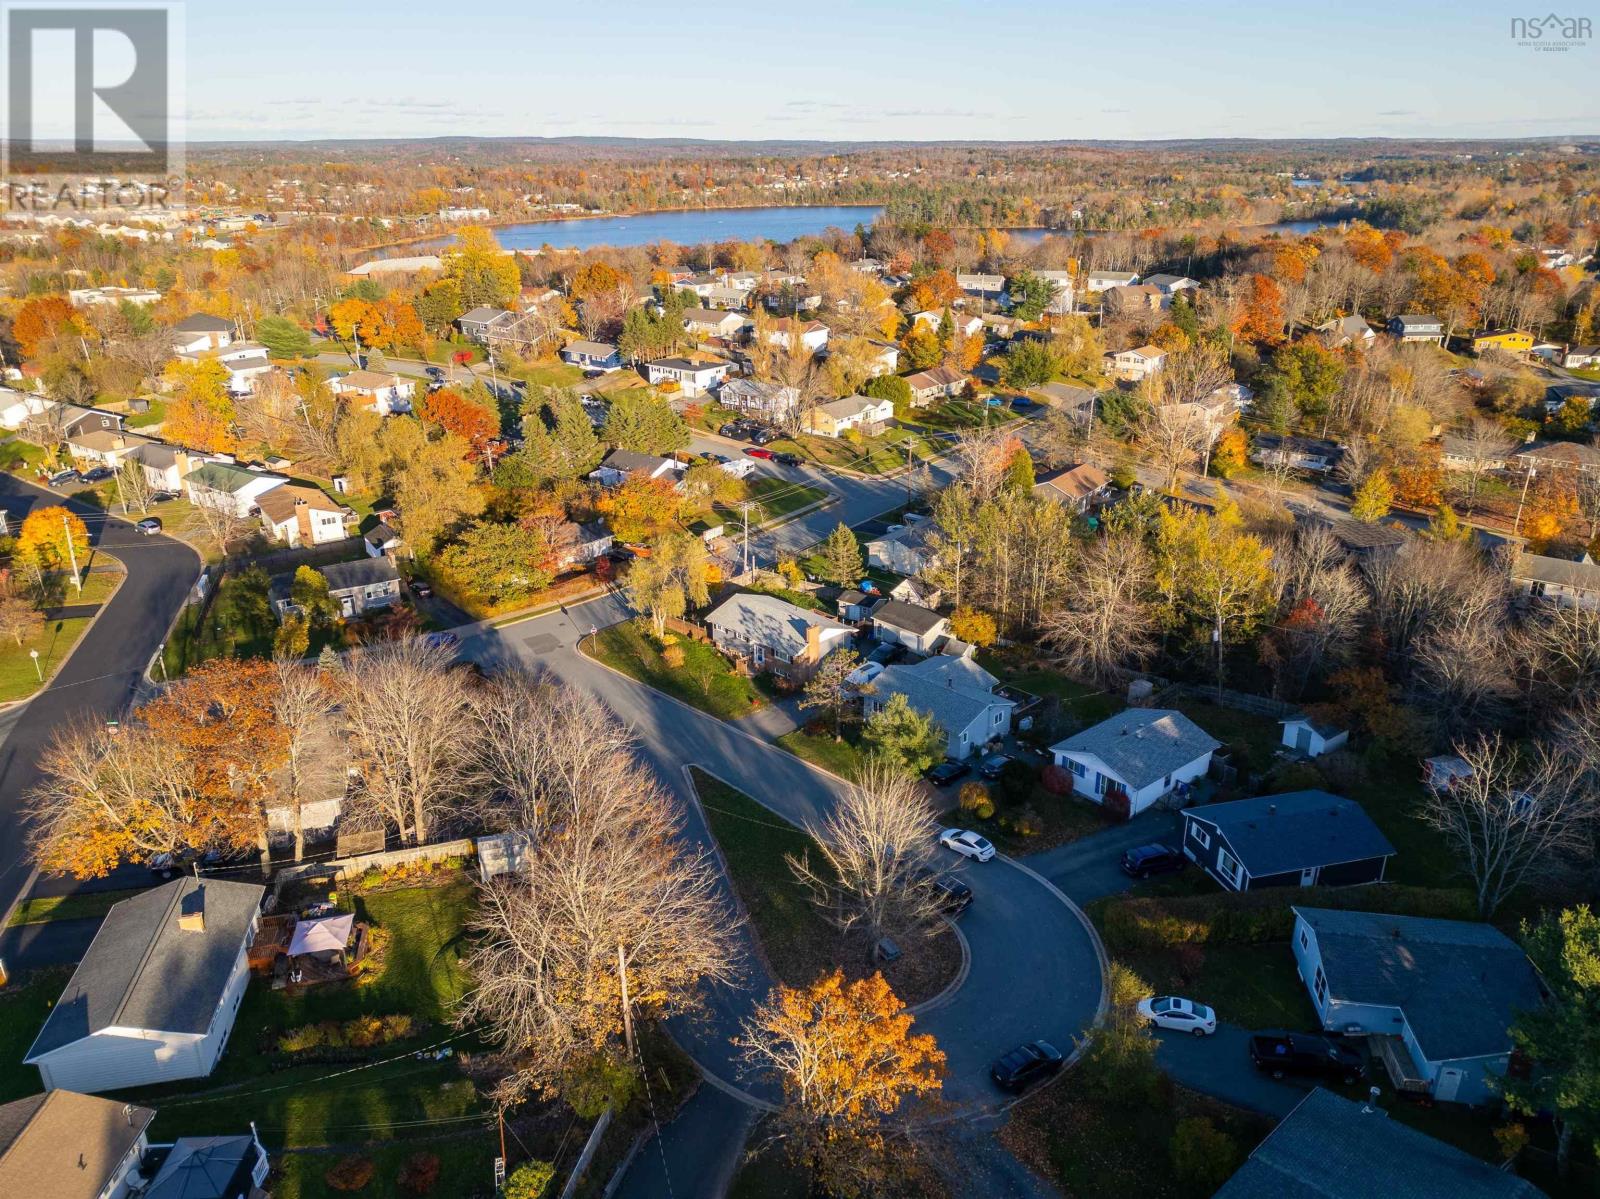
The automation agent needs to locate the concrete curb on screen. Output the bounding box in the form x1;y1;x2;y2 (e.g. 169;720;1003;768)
909;917;971;1016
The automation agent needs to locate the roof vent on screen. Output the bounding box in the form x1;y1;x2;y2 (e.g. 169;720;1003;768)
1268;804;1277;816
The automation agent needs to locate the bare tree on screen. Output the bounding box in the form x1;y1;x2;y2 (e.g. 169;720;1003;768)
115;461;156;516
458;705;740;1106
788;760;947;955
337;638;476;845
1040;534;1157;685
1411;615;1516;739
185;490;258;555
270;657;343;862
1518;601;1600;703
951;427;1021;502
467;672;637;838
1449;417;1516;513
1419;733;1598;917
1136;344;1233;489
1362;540;1504;676
1262;524;1368;698
0;573;43;647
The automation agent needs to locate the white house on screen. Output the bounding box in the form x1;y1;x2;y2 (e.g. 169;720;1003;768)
1105;344;1166;382
329;369;415;415
127;441;200;494
64;428;156;469
1563;345;1599;369
588;448;684;488
1085;269;1139;292
24;878;264;1093
170;313;234;354
1036;270;1076;314
719;378;798;420
1144;273;1200;295
763;318;830;353
865;522;938;577
871;599;949;654
561;340;623;372
1279;715;1349;758
912;310;983;339
1251;434;1343;474
183;461;288;517
175;342;273;395
68;285;162;308
866;653;1016;762
256;483;351;547
644;357;730;396
1510;551;1600;611
904;365;967;406
683;308;747;340
1289;907;1543;1106
1049;708;1220;816
803;394;894;438
956;273;1006;300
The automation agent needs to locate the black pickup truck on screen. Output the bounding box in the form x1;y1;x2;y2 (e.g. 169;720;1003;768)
1248;1032;1366;1084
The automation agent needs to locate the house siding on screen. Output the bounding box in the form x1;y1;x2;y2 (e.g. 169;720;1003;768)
1181;815;1387;891
1055;749;1211;816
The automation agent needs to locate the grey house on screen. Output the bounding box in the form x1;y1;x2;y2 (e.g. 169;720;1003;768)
871;599;949;654
705;592;853;681
1049;709;1220;816
865;522;937;578
1216;1087;1546;1199
270;557;402;620
24;878;264;1093
865;655;1016;761
1180;791;1395;891
1290;907;1543;1105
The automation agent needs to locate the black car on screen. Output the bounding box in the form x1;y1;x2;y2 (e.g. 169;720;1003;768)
772;451;803;467
425;366;446;381
1120;843;1185;879
46;469;81;488
718;422;745;438
149;490;178;503
913;868;973;916
409;580;434;598
925;759;969;787
82;466;114;482
976;753;1012;781
748;426;778;446
990;1041;1064;1092
699;451;730;464
1248;1033;1366;1084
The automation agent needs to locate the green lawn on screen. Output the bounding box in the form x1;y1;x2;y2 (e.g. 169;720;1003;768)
588;621;767;721
258;1133;496;1199
0;969;70;1103
125;399;168;429
6;887;143;927
1173;700;1284;772
0;613;92;702
1113;941;1316;1031
767;425;945;476
521;360;585;388
161;569;280;676
730;475;829;522
946;782;1111;856
0;436;49;474
776;727;868;779
691;769;838;988
976;651;1121;724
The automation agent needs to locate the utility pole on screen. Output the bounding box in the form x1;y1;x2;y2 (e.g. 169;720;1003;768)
1514;467;1537;537
734;500;755;576
617;942;636;1059
113;466;128;516
904;440;914;506
62;512;81;594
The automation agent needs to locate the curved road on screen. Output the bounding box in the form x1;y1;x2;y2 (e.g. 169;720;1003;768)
458;593;1103;1197
0;476;199;926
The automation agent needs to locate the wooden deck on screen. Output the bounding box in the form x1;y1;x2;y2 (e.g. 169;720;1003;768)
1373;1035;1431;1094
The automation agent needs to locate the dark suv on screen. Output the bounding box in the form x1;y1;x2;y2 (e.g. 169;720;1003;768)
925;759;969;787
1120;843;1185;879
990;1041;1064;1092
1249;1032;1366;1084
913;868;973;916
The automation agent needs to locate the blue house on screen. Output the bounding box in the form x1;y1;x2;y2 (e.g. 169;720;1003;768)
561;340;623;372
1180;791;1394;891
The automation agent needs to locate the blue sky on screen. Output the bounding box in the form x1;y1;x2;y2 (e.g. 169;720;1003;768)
184;0;1599;142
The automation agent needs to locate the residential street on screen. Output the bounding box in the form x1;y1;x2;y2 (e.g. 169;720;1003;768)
0;476;200;929
456;593;1101;1198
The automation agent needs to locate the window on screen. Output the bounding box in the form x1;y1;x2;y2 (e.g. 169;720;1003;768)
1299;928;1309;950
1068;759;1086;779
1217;848;1243;887
1313;965;1327;1006
1191;824;1211;851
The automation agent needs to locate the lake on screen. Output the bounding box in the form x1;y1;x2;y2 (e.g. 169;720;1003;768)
476;205;884;252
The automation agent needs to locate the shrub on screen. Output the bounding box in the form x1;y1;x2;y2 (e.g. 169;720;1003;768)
1096;884;1476;954
996;759;1036;806
958;781;994;821
397;1151;441;1195
503;1161;556;1199
346;1013;385;1048
1102;787;1131;822
1040;763;1073;795
1170;1116;1239;1193
1174;943;1206;985
1002;808;1043;838
324;1155;376;1191
380;1013;417;1041
277;1024;325;1053
562;1050;640;1120
1266;760;1325;793
661;643;686;669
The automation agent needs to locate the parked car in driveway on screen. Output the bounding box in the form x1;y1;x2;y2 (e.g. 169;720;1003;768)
410;580;434;598
773;451;802;467
135;517;162;535
938;828;995;862
913;868;973;916
1248;1032;1365;1084
990;1041;1063;1092
718;422;746;439
1138;995;1217;1036
745;447;775;460
82;466;114;482
925;759;969;787
699;451;730;464
976;753;1012;780
47;469;81;488
423;631;460;651
1120;843;1185;879
748;426;777;446
149;489;178;503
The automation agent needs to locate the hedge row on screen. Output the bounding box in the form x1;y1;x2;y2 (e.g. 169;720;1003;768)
1096;884;1476;953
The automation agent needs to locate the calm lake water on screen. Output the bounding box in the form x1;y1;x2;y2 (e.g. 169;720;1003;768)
480;205;884;251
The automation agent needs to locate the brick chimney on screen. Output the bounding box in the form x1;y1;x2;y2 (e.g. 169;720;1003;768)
177;884;206;933
805;623;822;662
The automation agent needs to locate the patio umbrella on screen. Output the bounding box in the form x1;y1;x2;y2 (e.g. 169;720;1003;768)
287;913;355;957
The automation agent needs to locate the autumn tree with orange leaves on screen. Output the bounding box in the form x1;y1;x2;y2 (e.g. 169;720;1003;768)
741;969;946;1196
1232;274;1285;345
161;358;238;453
12;295;84;359
420;387;499;457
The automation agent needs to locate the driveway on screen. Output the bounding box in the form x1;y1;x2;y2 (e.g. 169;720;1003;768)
1152;1022;1309;1117
458;595;1098;1196
1026;810;1184;905
0;477;199;927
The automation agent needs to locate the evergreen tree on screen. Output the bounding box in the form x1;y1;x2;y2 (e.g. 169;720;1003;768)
818;522;864;584
861;693;946;775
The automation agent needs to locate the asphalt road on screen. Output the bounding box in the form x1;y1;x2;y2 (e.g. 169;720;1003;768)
457;594;1099;1198
0;476;199;929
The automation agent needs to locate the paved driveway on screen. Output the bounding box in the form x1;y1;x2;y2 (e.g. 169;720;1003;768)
1153;1022;1310;1116
0;476;199;927
1027;811;1184;905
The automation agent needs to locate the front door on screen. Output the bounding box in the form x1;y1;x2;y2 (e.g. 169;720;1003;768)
1436;1067;1464;1102
1296;725;1313;752
1299;866;1317;886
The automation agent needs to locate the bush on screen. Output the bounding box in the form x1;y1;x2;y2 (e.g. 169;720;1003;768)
996;759;1036;806
1102;787;1131;822
958;781;994;821
1266;760;1325;793
397;1152;441;1195
504;1161;556;1199
324;1155;376;1192
276;1024;325;1053
277;1012;419;1056
1001;808;1043;838
1096;884;1476;954
1174;943;1206;985
1040;763;1073;795
661;643;686;669
562;1050;639;1120
1170;1116;1239;1193
346;1014;385;1048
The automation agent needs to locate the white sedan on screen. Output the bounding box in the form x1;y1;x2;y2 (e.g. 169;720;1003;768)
938;828;995;862
1137;995;1217;1037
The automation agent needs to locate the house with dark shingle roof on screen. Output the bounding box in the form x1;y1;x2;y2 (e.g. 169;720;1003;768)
1511;439;1600;475
866;655;1015;761
1290;907;1544;1105
24;878;264;1093
1048;709;1220;815
1216;1087;1546;1199
1510;551;1600;610
705;592;853;682
870;599;948;654
1180;791;1394;891
588;448;684;488
270;556;402;620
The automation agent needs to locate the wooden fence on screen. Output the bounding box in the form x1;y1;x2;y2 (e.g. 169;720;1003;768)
268;837;477;907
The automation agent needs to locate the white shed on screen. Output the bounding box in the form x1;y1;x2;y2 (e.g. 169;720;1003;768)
24;877;263;1094
1278;715;1349;759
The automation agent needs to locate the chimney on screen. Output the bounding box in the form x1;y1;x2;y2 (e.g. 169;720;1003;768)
178;884;206;933
1268;803;1276;816
805;623;821;661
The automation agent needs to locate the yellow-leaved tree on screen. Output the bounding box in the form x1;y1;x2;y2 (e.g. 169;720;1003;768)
14;505;90;591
